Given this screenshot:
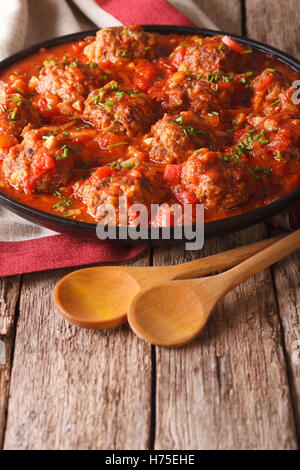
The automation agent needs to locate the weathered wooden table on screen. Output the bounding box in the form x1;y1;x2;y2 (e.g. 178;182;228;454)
0;0;300;450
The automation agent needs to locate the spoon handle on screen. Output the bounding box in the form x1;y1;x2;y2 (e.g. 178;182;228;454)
168;234;283;280
216;228;300;295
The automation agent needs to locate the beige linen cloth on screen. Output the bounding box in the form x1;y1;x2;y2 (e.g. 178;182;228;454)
0;0;217;241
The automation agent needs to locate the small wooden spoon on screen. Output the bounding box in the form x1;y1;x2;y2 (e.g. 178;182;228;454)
54;235;281;329
128;229;300;347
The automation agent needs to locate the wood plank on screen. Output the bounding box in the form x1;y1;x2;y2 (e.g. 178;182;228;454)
246;0;300;442
0;276;21;337
193;0;242;34
246;0;300;56
3;251;153;450
0;276;21;448
153;225;298;449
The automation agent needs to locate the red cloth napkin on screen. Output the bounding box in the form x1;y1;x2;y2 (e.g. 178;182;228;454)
0;234;146;277
94;0;194;26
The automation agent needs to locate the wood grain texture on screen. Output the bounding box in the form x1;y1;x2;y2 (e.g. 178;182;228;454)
0;276;21;337
246;0;300;442
271;255;300;441
4;252;153;450
0;276;21;448
153;225;298;449
194;0;242;34
246;0;300;56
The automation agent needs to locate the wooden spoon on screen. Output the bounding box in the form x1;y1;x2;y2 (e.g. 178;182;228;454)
54;235;281;329
128;229;300;347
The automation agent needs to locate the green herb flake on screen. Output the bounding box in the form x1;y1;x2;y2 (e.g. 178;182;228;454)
106;142;129;149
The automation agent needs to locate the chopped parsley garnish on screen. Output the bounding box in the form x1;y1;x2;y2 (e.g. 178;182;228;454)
56;144;79;160
115;91;124;100
106;142;129;149
106;99;115;109
271;100;281;107
10;107;18;120
117;49;128;58
53;192;74;210
109;161;122;170
172;116;206;138
124;162;134;169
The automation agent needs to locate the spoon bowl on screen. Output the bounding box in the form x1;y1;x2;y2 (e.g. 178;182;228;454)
128;281;208;346
55;268;139;328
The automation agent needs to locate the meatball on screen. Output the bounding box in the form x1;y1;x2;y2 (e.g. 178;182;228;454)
149;112;217;164
33;60;104;113
0;93;40;143
158;73;222;115
181;149;258;210
84;25;157;64
252;69;291;116
79;166;169;224
83;81;158;136
264;117;300;160
183;36;241;75
3;126;77;194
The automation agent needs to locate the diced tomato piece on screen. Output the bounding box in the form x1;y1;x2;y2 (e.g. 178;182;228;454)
32;153;55;174
134;60;158;90
26;174;41;193
151;206;175;227
256;74;274;92
136;60;158;82
90;166;115;183
134;76;151;91
0;134;18;151
97;134;128;154
268;128;292;153
222;36;245;54
36;96;56;122
170;45;186;68
7;76;28;94
163;164;182;185
176;190;199;205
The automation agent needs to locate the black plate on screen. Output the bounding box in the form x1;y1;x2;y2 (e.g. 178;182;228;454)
0;25;300;244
